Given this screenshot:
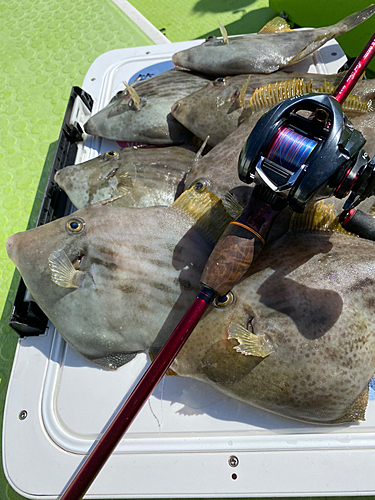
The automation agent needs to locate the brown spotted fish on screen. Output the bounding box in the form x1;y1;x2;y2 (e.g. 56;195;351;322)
172;6;375;75
172;201;375;424
171;73;372;146
54;143;207;209
84;69;212;145
5;184;232;370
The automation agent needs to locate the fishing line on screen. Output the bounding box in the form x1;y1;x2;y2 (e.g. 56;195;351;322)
266;125;317;172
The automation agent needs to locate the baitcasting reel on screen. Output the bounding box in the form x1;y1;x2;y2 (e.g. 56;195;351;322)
238;93;375;226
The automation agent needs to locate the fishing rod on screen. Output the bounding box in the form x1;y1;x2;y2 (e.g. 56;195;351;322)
60;32;375;500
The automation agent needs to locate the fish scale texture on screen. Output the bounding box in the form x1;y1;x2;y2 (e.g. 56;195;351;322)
0;0;153;498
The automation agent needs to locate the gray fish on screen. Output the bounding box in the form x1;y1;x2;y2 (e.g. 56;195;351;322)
351;111;375;159
54;145;203;209
171;73;372;147
84;69;212;145
6;181;375;422
172;6;375;75
171;224;375;424
6;184;232;370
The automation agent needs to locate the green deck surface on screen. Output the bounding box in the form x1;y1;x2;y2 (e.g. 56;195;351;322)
1;0;375;499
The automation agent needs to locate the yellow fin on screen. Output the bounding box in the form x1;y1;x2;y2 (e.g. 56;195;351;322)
123;81;140;110
48;249;84;289
236;75;251;108
228;322;273;358
148;349;177;376
173;182;233;244
330;384;368;424
248;78;313;112
289;200;354;235
218;21;229;44
258;16;293;33
317;81;370;114
222;192;244;219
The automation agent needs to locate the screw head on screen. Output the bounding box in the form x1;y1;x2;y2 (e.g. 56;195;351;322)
228;455;239;467
18;410;28;420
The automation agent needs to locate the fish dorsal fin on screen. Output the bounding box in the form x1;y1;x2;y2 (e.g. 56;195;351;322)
248;78;313;112
172;182;233;244
317;81;370;114
236;75;251;109
193;135;210;162
48;249;84;289
258;16;293;33
218;21;229;44
289;200;353;234
222;192;244;219
228;322;273;358
123;81;140;110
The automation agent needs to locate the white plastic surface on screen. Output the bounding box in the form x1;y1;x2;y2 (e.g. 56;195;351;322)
5;39;375;500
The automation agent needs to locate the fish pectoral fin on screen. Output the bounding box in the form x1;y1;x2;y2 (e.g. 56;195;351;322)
148;348;178;376
258;16;293;33
222;192;244;219
48;249;84;289
228;322;273;358
117;165;136;193
218;21;229;44
286;34;331;67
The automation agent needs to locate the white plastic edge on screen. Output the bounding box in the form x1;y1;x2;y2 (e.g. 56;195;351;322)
110;0;171;44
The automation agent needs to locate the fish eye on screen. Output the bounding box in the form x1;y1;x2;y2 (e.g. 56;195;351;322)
206;35;216;41
66;218;86;234
116;90;126;97
214;77;227;86
105;150;119;160
193;178;210;191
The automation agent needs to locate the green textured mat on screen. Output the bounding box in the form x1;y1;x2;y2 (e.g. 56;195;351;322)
0;1;154;498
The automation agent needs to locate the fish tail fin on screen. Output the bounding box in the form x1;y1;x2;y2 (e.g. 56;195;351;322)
228;322;273;358
332;4;375;34
287;5;375;67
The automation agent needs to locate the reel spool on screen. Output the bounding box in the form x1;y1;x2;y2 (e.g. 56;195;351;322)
238;93;375;213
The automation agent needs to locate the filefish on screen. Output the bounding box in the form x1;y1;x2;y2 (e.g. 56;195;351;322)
171;73;371;146
5;184;232;369
84;69;212;145
172;202;375;424
172;6;375;75
54;144;206;209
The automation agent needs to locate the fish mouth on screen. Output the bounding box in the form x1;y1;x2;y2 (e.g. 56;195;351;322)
6;235;16;262
84;118;97;136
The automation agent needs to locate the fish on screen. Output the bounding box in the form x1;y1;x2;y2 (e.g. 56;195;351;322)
171;203;375;424
84;69;212;145
351;111;375;159
172;6;375;76
54;144;206;209
7;178;375;423
171;73;372;146
5;183;232;370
